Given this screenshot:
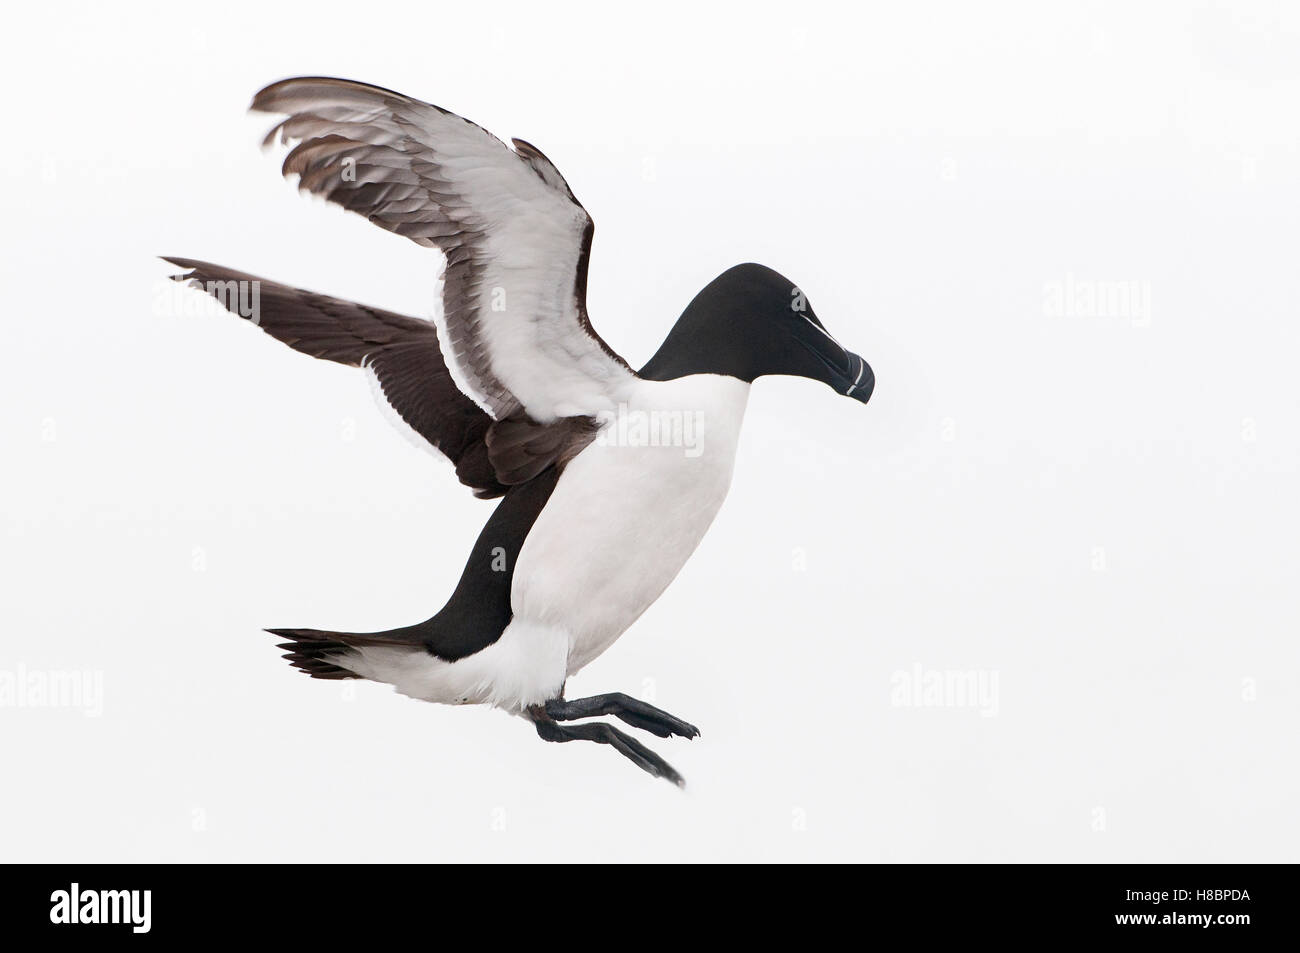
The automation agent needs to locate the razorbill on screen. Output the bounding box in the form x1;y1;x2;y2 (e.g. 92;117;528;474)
167;77;874;786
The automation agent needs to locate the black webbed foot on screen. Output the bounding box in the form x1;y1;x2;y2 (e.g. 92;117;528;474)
530;705;689;787
545;692;700;740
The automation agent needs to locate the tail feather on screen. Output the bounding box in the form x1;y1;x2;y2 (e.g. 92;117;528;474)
267;626;422;681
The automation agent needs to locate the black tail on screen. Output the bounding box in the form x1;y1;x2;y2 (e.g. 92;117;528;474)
267;628;363;680
266;627;423;680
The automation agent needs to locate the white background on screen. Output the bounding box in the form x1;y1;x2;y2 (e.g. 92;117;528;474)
3;1;1297;862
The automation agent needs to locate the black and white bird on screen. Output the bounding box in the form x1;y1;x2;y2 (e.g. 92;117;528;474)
168;77;873;785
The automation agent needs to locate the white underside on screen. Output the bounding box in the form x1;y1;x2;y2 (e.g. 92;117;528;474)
328;374;750;712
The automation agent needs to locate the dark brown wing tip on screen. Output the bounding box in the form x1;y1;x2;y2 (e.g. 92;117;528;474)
160;255;203;277
250;75;424;114
511;138;545;160
160;256;264;286
160;256;204;286
249;76;333;113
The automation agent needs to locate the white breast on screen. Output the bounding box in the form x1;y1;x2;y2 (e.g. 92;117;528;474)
511;374;751;675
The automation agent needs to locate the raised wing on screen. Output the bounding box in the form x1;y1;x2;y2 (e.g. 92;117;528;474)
251;77;635;424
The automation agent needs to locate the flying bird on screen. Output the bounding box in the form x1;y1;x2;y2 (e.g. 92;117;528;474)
167;77;874;785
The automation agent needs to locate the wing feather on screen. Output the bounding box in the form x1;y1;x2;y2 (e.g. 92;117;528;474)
162;257;506;498
251;77;633;423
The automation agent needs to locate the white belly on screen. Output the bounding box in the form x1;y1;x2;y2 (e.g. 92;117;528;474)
332;374;749;713
512;374;750;675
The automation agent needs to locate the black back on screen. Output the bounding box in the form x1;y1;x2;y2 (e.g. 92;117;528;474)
378;468;561;661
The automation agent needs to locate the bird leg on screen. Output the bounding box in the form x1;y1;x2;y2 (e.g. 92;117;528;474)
545;692;701;740
528;704;688;787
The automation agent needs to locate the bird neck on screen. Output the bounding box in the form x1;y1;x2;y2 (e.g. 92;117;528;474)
638;310;760;383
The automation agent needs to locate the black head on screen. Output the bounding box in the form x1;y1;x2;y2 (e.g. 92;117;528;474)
638;263;874;403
